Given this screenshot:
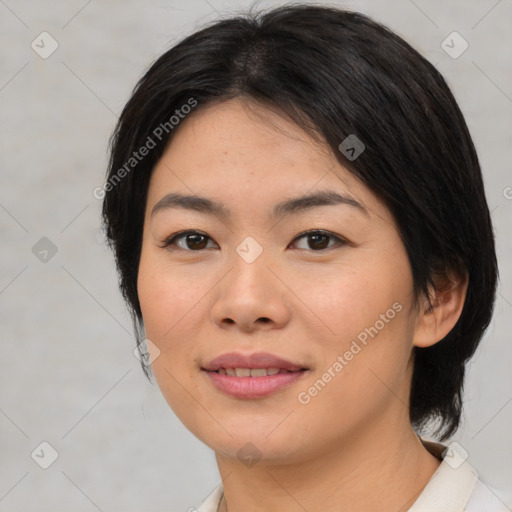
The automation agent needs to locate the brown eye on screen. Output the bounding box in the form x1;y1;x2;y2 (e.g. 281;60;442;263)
291;230;346;251
163;230;217;251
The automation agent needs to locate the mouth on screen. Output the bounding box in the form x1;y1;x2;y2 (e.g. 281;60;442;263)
200;352;310;398
201;351;308;373
207;367;306;377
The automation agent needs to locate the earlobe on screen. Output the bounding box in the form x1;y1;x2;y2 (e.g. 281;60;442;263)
413;269;469;348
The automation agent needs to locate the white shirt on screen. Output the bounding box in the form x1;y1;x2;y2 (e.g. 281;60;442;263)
195;441;510;512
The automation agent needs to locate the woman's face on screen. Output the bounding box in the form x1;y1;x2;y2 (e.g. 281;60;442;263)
138;98;422;464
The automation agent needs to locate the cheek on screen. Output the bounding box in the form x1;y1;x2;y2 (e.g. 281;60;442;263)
137;256;208;424
136;252;211;397
308;261;406;342
137;253;208;339
301;255;414;405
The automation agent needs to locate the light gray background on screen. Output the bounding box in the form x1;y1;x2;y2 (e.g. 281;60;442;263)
1;0;511;510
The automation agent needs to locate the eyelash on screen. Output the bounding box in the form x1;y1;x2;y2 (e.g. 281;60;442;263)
161;229;347;252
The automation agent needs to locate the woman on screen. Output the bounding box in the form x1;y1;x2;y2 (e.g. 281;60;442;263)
101;4;504;511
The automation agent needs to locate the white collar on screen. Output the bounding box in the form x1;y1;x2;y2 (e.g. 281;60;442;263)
408;451;478;511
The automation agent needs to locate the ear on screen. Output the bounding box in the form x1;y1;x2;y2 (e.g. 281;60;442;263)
413;268;469;348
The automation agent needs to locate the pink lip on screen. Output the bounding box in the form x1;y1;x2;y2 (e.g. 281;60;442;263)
201;351;309;399
203;370;308;398
202;351;307;372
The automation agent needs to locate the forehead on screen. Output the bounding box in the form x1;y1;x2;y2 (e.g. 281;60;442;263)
146;98;389;223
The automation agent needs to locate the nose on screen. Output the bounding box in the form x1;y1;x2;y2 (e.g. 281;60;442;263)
210;249;291;333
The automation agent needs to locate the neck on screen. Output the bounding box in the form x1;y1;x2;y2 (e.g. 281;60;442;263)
215;414;441;512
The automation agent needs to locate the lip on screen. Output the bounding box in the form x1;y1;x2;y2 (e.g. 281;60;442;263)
201;352;309;399
202;351;308;372
203;370;308;398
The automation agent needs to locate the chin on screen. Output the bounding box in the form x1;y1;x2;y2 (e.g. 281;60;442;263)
191;419;308;464
211;437;304;466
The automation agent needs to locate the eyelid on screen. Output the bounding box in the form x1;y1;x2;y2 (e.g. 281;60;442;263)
161;228;348;252
160;229;216;250
289;229;348;251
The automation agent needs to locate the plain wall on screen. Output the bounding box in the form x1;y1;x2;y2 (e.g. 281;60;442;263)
1;0;511;510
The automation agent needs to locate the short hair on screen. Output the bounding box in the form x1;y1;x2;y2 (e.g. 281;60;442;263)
102;3;498;440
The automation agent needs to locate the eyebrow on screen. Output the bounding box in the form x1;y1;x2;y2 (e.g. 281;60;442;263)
150;189;368;220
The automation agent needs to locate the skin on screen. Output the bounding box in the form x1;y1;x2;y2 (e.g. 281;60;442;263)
137;98;468;512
